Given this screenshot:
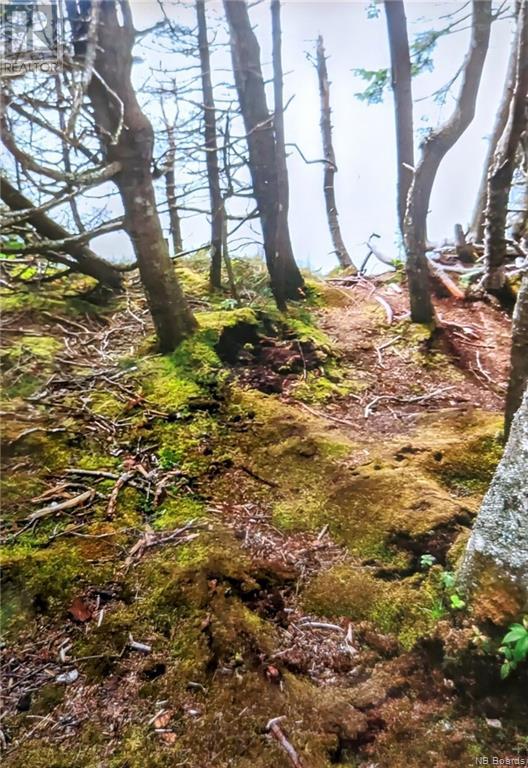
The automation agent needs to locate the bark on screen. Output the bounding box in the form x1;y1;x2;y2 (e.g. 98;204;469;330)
484;0;528;292
404;0;492;324
458;385;528;614
196;0;223;290
223;0;304;307
470;11;520;243
315;35;354;270
384;0;414;236
510;173;528;245
0;174;123;289
505;271;528;438
164;126;183;255
68;0;197;351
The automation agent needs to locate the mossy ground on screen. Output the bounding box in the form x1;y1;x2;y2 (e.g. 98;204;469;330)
1;266;524;767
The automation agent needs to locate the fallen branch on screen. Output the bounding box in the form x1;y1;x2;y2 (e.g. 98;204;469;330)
364;386;457;418
266;717;304;768
25;489;95;522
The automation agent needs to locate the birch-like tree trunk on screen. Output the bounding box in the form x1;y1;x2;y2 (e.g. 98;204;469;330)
505;272;528;438
68;0;197;352
484;0;528;293
315;35;353;270
223;0;304;308
458;385;528;616
404;0;492;324
384;0;414;237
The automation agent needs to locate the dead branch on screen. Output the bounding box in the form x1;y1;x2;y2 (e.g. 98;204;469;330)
266;717;304;768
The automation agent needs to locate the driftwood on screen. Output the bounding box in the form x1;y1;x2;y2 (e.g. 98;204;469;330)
25;489;95;522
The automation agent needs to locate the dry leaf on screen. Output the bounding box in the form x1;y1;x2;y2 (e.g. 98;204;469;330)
68;596;92;622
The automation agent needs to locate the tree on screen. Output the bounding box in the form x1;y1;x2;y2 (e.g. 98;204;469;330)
469;8;521;243
384;0;414;237
315;35;354;270
196;0;224;290
404;0;492;324
505;271;528;438
458;384;528;616
223;0;304;308
0;174;123;289
484;0;528;296
67;0;197;352
164;121;184;256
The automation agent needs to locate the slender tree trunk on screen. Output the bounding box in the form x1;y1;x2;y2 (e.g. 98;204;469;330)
223;0;304;308
484;0;528;294
164;126;183;255
505;272;528;438
384;0;414;237
315;35;353;270
68;0;196;351
404;0;492;324
470;13;520;242
196;0;223;290
0;174;123;289
458;385;528;618
271;0;303;301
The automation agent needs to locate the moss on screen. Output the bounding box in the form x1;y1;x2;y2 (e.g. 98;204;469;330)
89;391;125;418
303;564;438;649
152;497;206;530
293;369;366;404
430;432;503;495
7;335;62;362
1;543;88;624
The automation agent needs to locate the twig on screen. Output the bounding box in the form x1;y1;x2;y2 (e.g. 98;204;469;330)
238;465;279;488
25;489;95;522
266;717;304;768
106;471;135;517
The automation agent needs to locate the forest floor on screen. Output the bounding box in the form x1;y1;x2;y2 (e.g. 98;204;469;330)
1;263;527;768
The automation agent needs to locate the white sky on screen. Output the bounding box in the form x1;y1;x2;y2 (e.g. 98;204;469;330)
91;1;514;272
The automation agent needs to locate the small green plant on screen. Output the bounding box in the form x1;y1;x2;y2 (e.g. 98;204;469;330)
420;553;436;570
499;617;528;679
158;446;179;470
439;571;466;610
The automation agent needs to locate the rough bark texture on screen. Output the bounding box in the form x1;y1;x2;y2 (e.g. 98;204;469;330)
384;0;414;237
223;0;304;307
458;386;528;616
0;174;123;289
505;272;528;438
196;0;223;290
315;35;353;270
404;0;492;324
164;126;183;256
68;0;196;351
484;0;528;292
470;9;520;242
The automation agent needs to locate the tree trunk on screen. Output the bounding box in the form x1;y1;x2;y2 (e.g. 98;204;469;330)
384;0;414;237
223;0;304;308
196;0;223;291
404;0;492;324
68;0;196;352
484;0;528;293
0;174;123;289
469;11;520;243
315;35;354;270
458;385;528;618
164;126;183;255
505;271;528;438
